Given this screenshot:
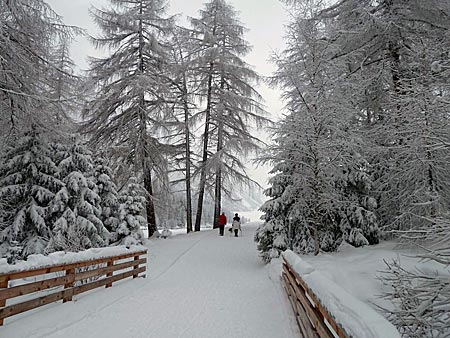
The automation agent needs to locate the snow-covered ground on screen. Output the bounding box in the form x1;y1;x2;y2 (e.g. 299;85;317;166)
299;241;441;314
2;223;299;338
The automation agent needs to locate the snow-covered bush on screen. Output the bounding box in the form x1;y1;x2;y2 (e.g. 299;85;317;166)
381;216;450;337
113;177;145;246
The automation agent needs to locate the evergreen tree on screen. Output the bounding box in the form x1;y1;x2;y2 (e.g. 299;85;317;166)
114;177;145;246
0;128;62;259
47;142;109;252
83;0;174;238
92;155;120;237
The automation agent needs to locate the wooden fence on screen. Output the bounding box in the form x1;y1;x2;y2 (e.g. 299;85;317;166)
282;256;348;338
0;249;147;326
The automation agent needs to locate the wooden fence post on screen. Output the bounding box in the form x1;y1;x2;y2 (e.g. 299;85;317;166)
0;277;8;326
63;268;75;303
133;255;139;279
106;261;113;288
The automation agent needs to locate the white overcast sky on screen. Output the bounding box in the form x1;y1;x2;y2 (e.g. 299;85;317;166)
44;0;289;187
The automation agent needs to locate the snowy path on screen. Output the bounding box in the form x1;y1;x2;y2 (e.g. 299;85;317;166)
3;223;299;338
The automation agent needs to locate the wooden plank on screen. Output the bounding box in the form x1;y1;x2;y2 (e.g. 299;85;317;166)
0;251;148;281
283;264;334;338
0;275;72;302
0;266;146;323
133;255;140;279
0;288;72;321
0;277;8;326
283;273;318;338
106;261;113;288
74;267;146;295
75;258;146;282
286;262;347;338
63;269;75;303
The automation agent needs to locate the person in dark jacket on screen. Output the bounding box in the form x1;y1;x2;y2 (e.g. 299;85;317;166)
218;212;227;236
232;213;241;237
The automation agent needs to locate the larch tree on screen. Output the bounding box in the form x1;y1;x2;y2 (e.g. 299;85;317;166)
256;0;378;260
189;0;267;230
164;26;198;233
0;0;78;140
83;0;174;238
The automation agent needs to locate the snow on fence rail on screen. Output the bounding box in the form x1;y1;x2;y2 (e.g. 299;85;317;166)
282;250;400;338
0;247;147;326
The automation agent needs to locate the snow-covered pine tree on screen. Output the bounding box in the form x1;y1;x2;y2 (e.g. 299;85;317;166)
189;0;268;231
114;177;145;246
47;142;109;252
0;128;62;260
92;155;120;238
83;0;175;238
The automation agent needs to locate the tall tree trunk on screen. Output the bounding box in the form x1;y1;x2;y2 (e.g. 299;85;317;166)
143;159;157;237
213;65;226;228
194;3;218;231
138;0;157;238
182;73;193;233
194;67;213;231
213;125;223;228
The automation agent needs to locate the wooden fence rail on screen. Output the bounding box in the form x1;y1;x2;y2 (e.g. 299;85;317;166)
282;256;348;338
0;249;147;326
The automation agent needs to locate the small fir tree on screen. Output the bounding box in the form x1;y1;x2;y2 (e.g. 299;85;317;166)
114;177;145;246
92;155;120;237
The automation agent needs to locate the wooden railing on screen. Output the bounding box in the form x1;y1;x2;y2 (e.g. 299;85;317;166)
282;256;347;338
0;249;147;326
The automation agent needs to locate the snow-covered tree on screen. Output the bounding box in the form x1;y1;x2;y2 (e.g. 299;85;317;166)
0;0;78;140
114;177;145;246
92;155;120;236
256;0;378;260
0;128;62;260
166;26;198;233
83;0;175;238
189;0;268;231
313;0;450;232
47;142;109;252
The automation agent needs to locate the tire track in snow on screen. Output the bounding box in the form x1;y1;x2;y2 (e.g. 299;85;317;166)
147;231;208;281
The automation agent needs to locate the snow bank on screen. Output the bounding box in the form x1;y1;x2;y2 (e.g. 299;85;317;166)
282;250;400;338
0;245;147;274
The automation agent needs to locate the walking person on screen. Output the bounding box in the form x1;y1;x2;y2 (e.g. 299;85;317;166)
218;212;227;236
232;213;241;237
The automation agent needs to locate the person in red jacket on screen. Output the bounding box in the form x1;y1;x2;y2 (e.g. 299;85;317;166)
218;212;227;236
